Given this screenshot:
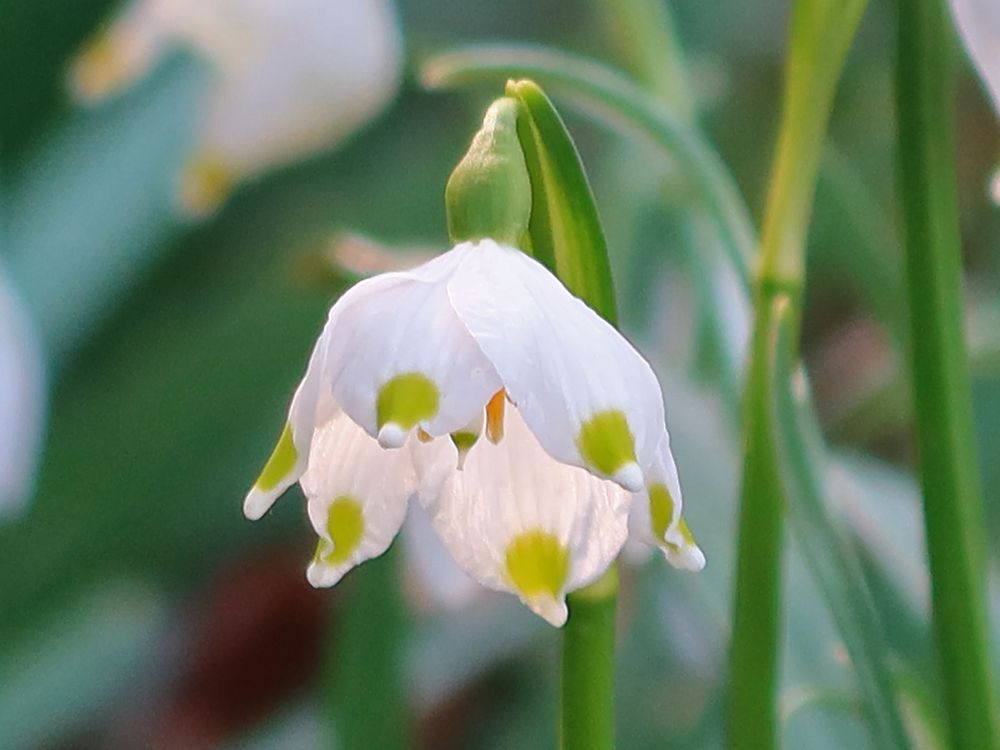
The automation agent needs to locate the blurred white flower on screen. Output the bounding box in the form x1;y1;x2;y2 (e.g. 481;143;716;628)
949;0;1000;203
244;239;704;626
70;0;404;215
950;0;1000;115
0;266;46;516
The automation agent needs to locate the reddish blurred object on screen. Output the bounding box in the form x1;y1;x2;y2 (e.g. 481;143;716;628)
146;548;331;749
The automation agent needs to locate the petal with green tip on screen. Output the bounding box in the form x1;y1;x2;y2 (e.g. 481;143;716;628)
417;404;629;626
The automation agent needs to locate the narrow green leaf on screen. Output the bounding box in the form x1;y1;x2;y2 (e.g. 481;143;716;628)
896;0;1000;744
728;294;786;750
768;301;913;750
505;79;617;324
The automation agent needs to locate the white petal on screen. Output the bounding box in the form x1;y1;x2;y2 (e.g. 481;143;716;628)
627;431;706;572
418;405;630;626
949;0;1000;117
173;0;403;211
447;240;666;489
326;245;502;443
301;410;415;587
69;0;169;102
0;271;45;517
243;271;411;520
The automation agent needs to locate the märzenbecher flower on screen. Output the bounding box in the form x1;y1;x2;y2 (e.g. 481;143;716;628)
244;239;704;625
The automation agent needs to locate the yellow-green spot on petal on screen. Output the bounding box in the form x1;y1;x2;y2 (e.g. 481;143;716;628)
376;372;439;430
648;482;676;540
315;496;365;566
255;423;297;491
505;530;569;598
577;409;637;476
666;516;698;553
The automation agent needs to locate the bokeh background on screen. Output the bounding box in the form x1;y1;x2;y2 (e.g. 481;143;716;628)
2;0;999;748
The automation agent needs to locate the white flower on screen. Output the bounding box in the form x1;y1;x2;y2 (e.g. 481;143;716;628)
0;267;46;516
70;0;403;215
244;240;704;625
950;0;1000;116
949;0;1000;202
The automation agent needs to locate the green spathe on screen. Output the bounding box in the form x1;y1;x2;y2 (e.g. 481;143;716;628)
445;96;532;246
255;422;297;491
376;372;440;430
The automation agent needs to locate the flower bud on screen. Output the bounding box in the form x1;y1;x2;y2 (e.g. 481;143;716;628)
445;97;531;247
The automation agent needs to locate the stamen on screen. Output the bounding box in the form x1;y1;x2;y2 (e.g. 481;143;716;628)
486;389;506;443
417;428;433;443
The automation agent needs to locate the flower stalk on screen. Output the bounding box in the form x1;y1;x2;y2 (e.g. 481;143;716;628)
896;0;1000;746
561;568;618;750
728;1;866;747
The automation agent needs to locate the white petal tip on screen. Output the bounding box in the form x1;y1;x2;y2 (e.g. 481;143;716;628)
990;169;1000;207
525;595;568;627
665;544;706;572
243;488;277;521
377;423;408;449
613;463;645;493
306;561;348;588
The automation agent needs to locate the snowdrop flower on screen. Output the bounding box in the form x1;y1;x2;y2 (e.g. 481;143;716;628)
244;240;704;625
70;0;403;214
0;266;46;516
948;0;1000;201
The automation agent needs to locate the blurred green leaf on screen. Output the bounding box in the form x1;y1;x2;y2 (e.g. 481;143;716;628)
5;58;204;369
0;580;167;749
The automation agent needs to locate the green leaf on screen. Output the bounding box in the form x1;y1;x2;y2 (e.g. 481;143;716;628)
768;300;913;750
505;79;617;324
896;0;1000;743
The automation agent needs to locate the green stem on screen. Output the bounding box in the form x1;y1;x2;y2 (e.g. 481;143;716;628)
729;292;789;750
728;1;866;747
896;0;1000;747
327;544;407;750
561;567;618;750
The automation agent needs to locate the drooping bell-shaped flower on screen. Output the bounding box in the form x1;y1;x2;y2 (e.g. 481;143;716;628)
0;266;45;516
70;0;403;215
244;239;704;625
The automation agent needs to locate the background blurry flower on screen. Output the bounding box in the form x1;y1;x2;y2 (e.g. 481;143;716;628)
0;265;45;516
949;0;1000;203
950;0;1000;116
70;0;404;216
